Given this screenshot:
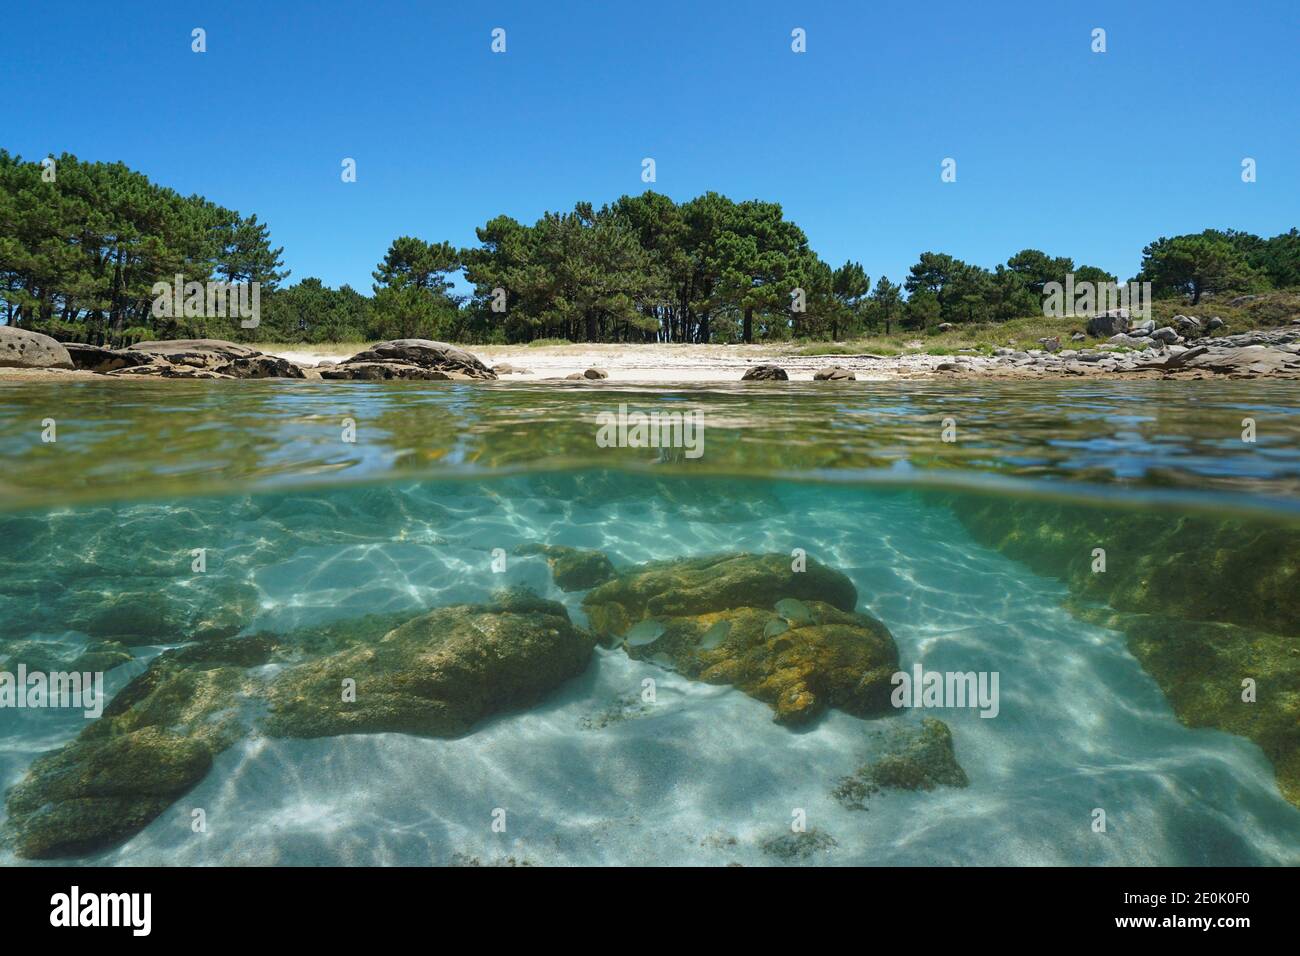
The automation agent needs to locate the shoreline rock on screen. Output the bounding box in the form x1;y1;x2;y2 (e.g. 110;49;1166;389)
0;327;74;370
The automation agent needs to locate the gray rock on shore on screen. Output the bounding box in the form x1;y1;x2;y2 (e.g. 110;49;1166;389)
813;366;856;380
114;339;305;379
336;339;497;380
0;327;74;369
742;364;788;381
1086;309;1130;337
63;343;153;373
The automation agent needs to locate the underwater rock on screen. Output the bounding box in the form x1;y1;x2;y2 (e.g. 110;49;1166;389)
4;589;594;858
3;633;273;859
68;590;183;642
583;553;898;724
0;638;132;674
66;579;258;645
5;727;213;859
264;588;594;738
952;496;1300;807
583;552;858;629
952;498;1300;636
514;543;616;591
832;717;968;810
759;827;837;861
1074;606;1300;807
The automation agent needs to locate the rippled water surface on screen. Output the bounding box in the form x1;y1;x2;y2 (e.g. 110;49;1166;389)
1;378;1298;865
4;378;1300;508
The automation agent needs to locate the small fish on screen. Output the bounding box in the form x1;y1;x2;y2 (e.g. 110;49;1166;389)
625;619;666;647
697;620;731;651
763;618;790;638
649;652;677;671
774;598;814;625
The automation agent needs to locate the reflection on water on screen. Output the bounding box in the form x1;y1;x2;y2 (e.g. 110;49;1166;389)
3;379;1300;510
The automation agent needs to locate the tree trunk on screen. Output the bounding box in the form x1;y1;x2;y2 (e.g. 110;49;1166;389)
743;307;753;343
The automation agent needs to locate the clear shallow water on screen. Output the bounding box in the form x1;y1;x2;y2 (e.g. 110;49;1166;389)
1;379;1299;865
4;378;1300;509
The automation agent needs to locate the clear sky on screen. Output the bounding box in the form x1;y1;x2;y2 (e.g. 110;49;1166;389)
2;0;1296;293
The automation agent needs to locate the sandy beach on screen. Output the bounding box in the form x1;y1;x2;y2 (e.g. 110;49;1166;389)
263;342;955;382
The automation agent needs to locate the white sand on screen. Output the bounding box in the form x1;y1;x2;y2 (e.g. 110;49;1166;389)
264;343;922;382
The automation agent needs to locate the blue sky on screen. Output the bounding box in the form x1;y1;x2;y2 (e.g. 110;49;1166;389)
2;0;1296;293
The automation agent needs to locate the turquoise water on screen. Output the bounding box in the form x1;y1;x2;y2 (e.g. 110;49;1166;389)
2;379;1299;865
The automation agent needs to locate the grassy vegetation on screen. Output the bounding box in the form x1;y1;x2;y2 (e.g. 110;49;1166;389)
254;341;372;356
787;290;1300;357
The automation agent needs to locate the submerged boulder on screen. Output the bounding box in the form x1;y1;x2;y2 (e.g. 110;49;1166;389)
2;636;267;859
832;717;968;809
952;495;1300;807
0;326;74;370
264;588;593;738
5;727;214;859
515;543;616;591
582;553;898;724
4;589;594;858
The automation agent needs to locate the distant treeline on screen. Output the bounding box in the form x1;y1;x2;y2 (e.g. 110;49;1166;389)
3;150;1298;345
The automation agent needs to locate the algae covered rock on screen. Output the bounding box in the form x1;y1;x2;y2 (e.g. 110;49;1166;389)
1073;605;1300;808
66;579;259;645
3;589;596;858
0;638;132;674
582;553;898;724
515;543;616;591
264;588;595;738
760;827;837;861
952;495;1300;808
832;717;968;810
583;552;858;633
3;634;276;858
5;727;214;859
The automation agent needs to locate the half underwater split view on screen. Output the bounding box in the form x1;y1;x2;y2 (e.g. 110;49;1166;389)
4;0;1299;938
1;379;1298;870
